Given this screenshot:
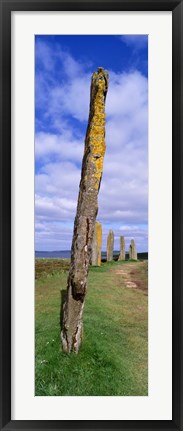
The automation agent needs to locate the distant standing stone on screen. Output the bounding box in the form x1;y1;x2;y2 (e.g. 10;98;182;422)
107;230;114;262
118;236;125;261
129;239;137;260
91;221;102;266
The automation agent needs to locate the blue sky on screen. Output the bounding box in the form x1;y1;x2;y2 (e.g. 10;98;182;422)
35;35;148;252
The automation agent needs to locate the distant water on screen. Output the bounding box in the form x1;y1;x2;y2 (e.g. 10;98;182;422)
35;250;108;259
35;250;71;259
35;250;148;259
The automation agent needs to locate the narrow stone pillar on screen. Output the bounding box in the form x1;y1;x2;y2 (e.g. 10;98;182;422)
107;230;114;262
91;221;102;266
61;67;109;353
129;239;137;260
118;236;125;261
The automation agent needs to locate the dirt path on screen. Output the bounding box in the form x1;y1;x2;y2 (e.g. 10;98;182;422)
110;261;148;293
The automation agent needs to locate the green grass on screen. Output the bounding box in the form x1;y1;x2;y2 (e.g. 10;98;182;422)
35;259;148;396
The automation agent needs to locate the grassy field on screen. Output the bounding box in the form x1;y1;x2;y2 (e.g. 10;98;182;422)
35;259;148;396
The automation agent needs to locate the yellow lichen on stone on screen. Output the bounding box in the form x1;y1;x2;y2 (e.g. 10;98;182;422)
107;230;114;262
96;221;102;266
61;68;108;354
91;221;102;266
83;68;108;190
89;69;107;190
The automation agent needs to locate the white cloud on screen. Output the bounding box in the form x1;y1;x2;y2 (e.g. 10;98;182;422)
35;220;74;250
119;35;148;50
35;131;83;162
36;40;55;72
35;40;148;251
43;69;147;126
36;161;81;201
48;75;91;122
58;51;83;79
106;70;147;118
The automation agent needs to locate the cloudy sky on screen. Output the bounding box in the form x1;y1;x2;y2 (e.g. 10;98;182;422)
35;35;148;252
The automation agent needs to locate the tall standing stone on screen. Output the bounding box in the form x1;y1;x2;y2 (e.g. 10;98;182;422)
107;230;114;262
91;221;102;266
118;236;125;261
61;67;109;353
129;239;137;260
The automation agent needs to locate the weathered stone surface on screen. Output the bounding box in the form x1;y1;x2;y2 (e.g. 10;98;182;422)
61;67;109;353
91;221;102;266
107;230;114;262
118;236;125;261
129;239;137;260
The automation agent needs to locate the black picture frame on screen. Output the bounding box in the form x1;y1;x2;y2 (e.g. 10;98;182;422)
0;0;182;430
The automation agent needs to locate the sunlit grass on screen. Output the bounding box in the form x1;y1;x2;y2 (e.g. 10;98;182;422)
35;260;148;396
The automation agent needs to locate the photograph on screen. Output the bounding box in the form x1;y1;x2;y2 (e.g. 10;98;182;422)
35;34;148;396
1;0;182;427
